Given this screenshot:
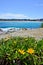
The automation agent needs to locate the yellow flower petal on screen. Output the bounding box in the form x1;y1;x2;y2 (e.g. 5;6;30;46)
27;48;34;54
18;49;25;55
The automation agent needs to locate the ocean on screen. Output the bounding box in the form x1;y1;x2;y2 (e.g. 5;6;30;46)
0;21;43;31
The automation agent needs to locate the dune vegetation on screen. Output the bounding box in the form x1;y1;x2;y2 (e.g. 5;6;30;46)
0;37;43;65
41;23;43;28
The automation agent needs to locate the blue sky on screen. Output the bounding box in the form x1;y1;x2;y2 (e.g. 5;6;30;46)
0;0;43;19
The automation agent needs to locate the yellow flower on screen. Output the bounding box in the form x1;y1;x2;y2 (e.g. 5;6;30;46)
27;48;34;54
18;49;25;55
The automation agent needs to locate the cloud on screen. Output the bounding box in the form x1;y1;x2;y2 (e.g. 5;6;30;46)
0;13;29;19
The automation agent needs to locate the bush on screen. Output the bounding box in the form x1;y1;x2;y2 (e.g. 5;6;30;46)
41;23;43;28
0;37;43;65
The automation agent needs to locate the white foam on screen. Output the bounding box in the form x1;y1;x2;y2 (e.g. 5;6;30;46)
1;28;12;32
1;28;20;32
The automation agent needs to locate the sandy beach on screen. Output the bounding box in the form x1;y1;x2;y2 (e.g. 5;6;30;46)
0;28;43;40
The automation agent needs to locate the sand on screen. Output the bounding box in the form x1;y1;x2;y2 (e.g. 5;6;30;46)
0;28;43;40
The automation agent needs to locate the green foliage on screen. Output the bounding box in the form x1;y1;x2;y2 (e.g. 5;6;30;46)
0;37;43;65
41;23;43;28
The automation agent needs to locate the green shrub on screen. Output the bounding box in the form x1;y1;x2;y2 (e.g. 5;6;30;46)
0;37;43;65
41;23;43;28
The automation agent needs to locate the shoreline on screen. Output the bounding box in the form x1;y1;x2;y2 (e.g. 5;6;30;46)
0;21;43;22
0;28;43;40
0;19;43;21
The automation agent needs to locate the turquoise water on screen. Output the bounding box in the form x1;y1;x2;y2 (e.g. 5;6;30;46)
0;21;43;29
